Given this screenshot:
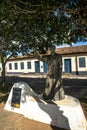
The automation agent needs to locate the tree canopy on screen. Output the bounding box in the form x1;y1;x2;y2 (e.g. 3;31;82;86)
0;0;87;53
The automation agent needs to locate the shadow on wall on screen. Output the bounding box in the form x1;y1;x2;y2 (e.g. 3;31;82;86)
34;98;70;130
21;84;70;130
12;81;70;130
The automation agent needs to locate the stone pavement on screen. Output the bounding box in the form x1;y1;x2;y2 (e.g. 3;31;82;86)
0;103;23;130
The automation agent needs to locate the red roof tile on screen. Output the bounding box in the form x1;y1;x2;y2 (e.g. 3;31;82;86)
56;45;87;54
9;45;87;60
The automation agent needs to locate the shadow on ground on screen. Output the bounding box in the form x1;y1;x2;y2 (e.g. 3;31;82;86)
0;76;87;98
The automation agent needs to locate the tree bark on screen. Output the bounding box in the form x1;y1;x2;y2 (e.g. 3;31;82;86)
1;55;6;87
34;49;65;101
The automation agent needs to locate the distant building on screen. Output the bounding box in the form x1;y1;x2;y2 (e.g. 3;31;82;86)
6;56;48;74
57;45;87;75
4;45;87;75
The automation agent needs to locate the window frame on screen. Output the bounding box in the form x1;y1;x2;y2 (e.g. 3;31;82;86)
14;63;18;70
79;57;86;68
20;62;24;69
9;63;12;70
27;61;31;69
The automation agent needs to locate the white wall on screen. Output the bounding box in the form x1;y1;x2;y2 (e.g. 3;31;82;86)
6;55;87;74
77;56;87;72
62;57;76;72
62;55;87;73
6;59;44;73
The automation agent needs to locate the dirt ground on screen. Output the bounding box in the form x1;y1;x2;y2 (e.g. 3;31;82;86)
0;101;86;130
0;103;87;130
0;76;87;130
0;103;67;130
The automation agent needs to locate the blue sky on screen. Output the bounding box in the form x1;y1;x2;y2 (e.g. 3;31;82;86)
57;41;87;48
72;41;87;46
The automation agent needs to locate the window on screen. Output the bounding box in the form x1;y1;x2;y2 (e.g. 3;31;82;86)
64;59;71;73
20;62;24;69
14;63;18;70
79;57;86;67
9;63;12;70
27;62;31;69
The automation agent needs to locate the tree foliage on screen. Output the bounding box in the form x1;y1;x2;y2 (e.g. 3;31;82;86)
0;39;20;86
0;0;87;54
0;0;87;89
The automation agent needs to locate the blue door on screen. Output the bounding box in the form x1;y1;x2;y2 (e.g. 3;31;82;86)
64;59;71;73
35;61;40;73
43;62;48;73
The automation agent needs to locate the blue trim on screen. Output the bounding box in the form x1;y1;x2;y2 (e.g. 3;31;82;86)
63;71;87;75
7;71;87;75
77;71;87;75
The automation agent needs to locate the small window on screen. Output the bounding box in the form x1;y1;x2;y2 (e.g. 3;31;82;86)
9;63;12;70
20;62;24;69
79;57;86;67
27;62;31;69
14;63;18;70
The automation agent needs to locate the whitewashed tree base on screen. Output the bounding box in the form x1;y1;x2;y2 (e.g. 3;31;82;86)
4;82;87;130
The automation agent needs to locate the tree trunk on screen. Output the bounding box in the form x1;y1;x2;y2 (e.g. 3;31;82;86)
1;56;6;87
34;49;65;101
1;64;6;87
43;57;65;101
43;77;65;101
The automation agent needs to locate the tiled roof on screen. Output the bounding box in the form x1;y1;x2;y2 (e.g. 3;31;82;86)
9;45;87;60
56;45;87;54
9;55;34;60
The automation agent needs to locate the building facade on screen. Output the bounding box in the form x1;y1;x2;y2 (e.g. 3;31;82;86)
6;57;48;74
4;45;87;75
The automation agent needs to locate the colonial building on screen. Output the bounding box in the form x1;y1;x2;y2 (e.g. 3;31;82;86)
5;45;87;75
57;45;87;75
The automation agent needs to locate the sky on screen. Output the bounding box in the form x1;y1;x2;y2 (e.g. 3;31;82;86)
57;41;87;48
72;41;87;46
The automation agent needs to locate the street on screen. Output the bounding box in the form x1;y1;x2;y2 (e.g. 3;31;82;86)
1;75;87;99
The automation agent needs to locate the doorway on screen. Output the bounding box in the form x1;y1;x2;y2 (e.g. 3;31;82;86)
35;61;40;73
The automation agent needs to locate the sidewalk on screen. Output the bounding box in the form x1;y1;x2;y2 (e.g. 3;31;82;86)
6;73;87;79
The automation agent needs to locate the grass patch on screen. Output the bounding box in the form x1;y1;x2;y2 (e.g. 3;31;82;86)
79;98;87;105
0;83;13;103
78;98;87;119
